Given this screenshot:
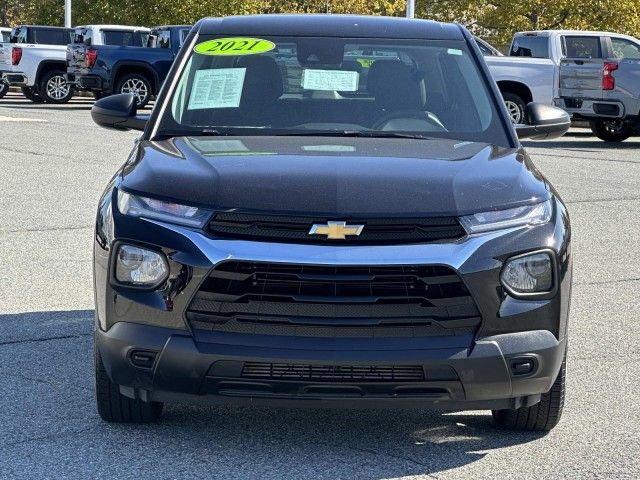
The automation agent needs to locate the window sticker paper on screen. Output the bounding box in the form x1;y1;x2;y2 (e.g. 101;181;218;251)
187;68;246;110
301;69;359;91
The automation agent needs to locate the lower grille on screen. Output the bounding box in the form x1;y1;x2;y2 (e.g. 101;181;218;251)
187;261;481;338
242;362;425;382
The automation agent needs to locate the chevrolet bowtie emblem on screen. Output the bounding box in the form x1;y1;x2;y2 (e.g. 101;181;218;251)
309;221;364;240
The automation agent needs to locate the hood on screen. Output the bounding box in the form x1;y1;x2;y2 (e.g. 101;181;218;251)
120;136;550;217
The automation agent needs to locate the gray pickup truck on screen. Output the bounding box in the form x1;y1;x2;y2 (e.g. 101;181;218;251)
511;30;640;142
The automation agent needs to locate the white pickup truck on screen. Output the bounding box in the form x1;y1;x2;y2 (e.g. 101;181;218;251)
0;27;9;98
483;30;640;141
0;24;148;103
0;25;75;103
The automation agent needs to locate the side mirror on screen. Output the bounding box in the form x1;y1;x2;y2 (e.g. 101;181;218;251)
91;93;148;131
515;103;570;140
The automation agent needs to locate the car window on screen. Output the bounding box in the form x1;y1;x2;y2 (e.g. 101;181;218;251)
151;30;171;48
477;41;492;56
159;36;510;146
10;27;27;43
179;29;190;46
611;37;640;59
1;31;9;42
31;28;72;45
73;28;92;46
510;36;549;58
563;36;602;58
102;30;138;46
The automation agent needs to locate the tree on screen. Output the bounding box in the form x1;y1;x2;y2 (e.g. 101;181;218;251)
420;0;640;46
3;0;406;27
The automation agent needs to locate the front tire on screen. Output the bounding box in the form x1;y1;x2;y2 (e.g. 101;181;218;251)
492;358;566;431
21;86;44;103
116;73;152;108
40;70;74;103
502;92;526;124
95;347;163;423
590;119;631;142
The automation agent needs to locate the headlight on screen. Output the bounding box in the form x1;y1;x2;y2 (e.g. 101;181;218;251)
459;200;552;233
501;251;554;296
117;190;211;227
114;244;169;288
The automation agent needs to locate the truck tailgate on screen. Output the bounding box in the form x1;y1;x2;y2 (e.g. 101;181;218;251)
0;43;12;71
559;58;604;100
67;44;89;74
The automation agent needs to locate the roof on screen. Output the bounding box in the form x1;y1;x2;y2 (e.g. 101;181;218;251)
75;25;150;31
197;15;464;40
516;30;636;38
15;25;74;30
151;25;192;29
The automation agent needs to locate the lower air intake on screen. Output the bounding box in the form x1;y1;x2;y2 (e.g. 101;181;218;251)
241;362;425;382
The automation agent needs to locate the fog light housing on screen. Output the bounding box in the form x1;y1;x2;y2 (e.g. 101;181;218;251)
114;244;169;288
501;251;554;296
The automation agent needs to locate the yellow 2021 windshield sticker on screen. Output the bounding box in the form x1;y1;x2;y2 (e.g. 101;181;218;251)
194;37;275;56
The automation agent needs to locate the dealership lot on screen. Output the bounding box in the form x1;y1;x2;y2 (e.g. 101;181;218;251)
0;92;638;478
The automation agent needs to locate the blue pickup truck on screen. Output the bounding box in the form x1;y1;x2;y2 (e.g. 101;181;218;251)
66;25;191;107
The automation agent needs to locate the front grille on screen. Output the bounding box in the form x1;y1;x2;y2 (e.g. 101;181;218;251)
241;363;425;382
186;261;481;337
208;212;466;245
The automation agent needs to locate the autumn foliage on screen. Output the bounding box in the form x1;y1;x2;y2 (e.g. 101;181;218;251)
2;0;640;47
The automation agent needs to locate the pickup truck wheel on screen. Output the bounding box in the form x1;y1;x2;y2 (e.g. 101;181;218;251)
0;82;8;99
590;119;631;142
95;347;163;423
117;74;151;108
40;70;73;104
502;93;526;124
492;358;566;431
21;86;44;103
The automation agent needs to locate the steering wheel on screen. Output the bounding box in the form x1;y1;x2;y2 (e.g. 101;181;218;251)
372;109;447;132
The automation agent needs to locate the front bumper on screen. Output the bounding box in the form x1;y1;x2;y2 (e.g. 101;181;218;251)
97;322;566;410
94;188;572;409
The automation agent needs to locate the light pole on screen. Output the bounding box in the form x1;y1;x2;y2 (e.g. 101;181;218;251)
406;0;415;18
65;0;72;27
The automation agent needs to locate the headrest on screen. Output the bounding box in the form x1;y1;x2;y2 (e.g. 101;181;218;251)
367;60;426;111
236;55;283;106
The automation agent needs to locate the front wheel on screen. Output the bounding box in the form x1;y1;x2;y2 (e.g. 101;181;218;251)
492;358;566;431
40;70;74;103
117;73;152;108
95;347;163;423
21;86;44;103
502;92;526;124
590;119;631;142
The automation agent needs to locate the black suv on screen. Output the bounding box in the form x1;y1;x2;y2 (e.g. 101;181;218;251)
90;15;572;431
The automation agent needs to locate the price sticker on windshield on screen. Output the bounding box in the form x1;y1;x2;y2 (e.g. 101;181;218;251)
194;37;276;56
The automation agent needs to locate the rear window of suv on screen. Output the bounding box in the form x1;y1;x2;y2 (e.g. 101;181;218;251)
73;28;92;46
563;36;602;58
102;30;142;46
510;36;549;58
30;28;73;45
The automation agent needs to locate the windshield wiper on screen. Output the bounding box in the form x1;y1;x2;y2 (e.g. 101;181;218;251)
278;130;436;140
153;129;233;139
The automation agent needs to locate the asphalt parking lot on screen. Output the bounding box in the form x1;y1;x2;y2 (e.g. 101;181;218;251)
0;91;639;479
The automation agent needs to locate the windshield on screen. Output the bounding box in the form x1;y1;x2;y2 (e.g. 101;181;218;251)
157;35;510;145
